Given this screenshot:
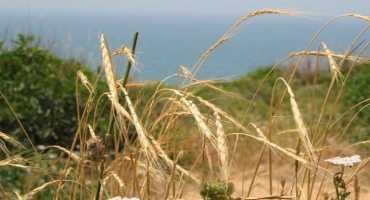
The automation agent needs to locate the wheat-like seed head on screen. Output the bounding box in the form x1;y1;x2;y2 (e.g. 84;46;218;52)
112;45;136;65
0;156;28;169
345;13;370;23
289;50;367;62
321;42;343;82
77;70;93;93
45;145;81;163
214;111;229;181
0;131;24;149
100;34;119;102
119;86;200;183
279;78;317;164
192;9;291;76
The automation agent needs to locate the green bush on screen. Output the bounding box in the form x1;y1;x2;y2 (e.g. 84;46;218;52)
0;34;97;146
200;181;234;200
344;62;370;140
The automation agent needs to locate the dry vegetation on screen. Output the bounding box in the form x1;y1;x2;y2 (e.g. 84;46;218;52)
1;9;370;200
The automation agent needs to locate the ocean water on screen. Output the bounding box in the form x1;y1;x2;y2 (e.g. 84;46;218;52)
1;11;369;80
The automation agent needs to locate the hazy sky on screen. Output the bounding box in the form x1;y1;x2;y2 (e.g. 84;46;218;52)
1;0;370;17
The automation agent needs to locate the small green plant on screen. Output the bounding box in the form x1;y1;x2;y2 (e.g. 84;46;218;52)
200;181;234;200
332;172;350;200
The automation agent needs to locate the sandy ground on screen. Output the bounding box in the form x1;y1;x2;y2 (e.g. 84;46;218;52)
181;162;370;199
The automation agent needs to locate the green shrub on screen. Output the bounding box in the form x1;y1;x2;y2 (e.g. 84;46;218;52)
344;62;370;140
200;181;234;200
0;34;97;146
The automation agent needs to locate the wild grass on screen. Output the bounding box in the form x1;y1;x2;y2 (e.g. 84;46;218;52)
0;9;370;200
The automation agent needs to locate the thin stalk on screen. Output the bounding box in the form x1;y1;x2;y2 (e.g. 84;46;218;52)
314;173;328;200
95;161;105;200
295;139;301;198
123;32;139;88
247;145;266;197
354;175;359;200
146;158;150;200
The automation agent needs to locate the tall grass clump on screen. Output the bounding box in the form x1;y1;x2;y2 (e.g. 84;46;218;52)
0;9;369;200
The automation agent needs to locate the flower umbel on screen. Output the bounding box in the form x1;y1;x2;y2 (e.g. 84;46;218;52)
324;154;361;167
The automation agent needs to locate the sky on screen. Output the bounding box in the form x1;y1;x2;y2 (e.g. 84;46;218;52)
1;0;370;17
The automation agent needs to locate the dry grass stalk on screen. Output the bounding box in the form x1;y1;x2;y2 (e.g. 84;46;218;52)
249;123;268;140
194;95;251;134
345;157;369;184
112;45;136;65
231;131;309;166
149;134;200;184
0;156;28;168
0;92;38;153
178;65;196;81
120;86;158;162
103;172;126;190
345;13;370;23
101;33;132;123
46;145;81;162
192;9;291;76
77;70;93;93
0;131;24;149
100;34;119;102
278;78;316;164
321;42;343;82
288;50;367;62
214;111;229;181
171;90;217;147
87;124;98;140
246;144;266;197
22;180;70;200
120;86;200;184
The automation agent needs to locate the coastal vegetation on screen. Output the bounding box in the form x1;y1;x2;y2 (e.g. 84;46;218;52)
0;9;369;200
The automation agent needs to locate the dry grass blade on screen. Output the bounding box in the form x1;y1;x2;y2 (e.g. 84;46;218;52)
120;86;157;161
22;180;69;200
0;131;25;149
345;13;370;23
120;86;200;183
77;70;93;93
321;42;343;82
194;95;250;134
192;9;291;76
101;33;132;121
87;124;97;140
112;45;136;65
151;137;201;184
178;65;195;81
0;156;28;168
230;132;309;166
100;34;119;102
345;157;370;184
102;35;197;182
288;50;367;62
214;111;229;181
103;172;125;189
46;145;81;162
250;123;268;140
171;90;217;147
278;78;317;164
108;94;133;121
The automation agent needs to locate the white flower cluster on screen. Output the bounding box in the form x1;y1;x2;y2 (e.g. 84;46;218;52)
325;154;361;167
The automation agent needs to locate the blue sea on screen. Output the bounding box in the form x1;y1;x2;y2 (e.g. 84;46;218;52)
1;11;369;80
